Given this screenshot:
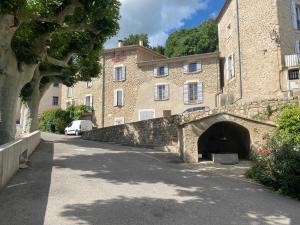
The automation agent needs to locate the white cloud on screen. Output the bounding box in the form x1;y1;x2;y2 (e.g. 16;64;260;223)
105;0;208;48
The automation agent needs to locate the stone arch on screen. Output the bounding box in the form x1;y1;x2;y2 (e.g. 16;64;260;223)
197;121;251;160
178;113;276;163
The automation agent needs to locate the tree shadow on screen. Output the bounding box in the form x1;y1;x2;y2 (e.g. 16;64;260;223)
0;140;54;225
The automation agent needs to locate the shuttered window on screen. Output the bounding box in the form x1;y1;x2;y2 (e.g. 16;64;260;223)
183;61;202;73
288;69;299;80
114;89;124;106
292;1;300;30
67;87;73;98
84;95;93;107
139;110;155;121
113;66;126;81
184;81;203;104
153;65;169;77
154;84;169;100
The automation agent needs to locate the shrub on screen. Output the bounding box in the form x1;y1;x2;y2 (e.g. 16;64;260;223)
247;105;300;200
39;105;92;134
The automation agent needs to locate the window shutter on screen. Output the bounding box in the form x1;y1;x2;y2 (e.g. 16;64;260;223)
122;66;126;80
153;67;158;77
114;90;117;106
197;61;202;72
183;83;189;104
165;84;169;99
121;90;124;106
292;1;298;29
295;41;300;54
154;85;158;100
183;64;188;73
90;96;93;107
226;58;229;80
197;81;203;103
164;65;169;75
112;68;116;81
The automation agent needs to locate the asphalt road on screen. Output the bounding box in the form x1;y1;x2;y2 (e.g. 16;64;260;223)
0;133;299;225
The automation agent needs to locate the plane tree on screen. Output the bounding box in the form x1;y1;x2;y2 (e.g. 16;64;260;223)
0;0;120;144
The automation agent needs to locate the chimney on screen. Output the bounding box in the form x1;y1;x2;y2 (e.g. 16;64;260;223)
139;39;144;47
118;40;123;48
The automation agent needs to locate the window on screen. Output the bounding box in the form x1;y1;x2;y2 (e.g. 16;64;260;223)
154;84;169;101
292;2;300;30
184;81;203;104
114;89;124;106
139;110;155;121
52;96;59;106
53;82;59;87
288;69;299;80
114;117;125;125
86;81;92;88
113;66;126;81
85;95;93;107
67;87;73;98
184;62;202;73
153;65;169;77
227;54;235;80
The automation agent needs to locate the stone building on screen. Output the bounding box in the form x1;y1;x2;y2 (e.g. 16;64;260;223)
62;0;300;127
61;43;220;127
217;0;300;105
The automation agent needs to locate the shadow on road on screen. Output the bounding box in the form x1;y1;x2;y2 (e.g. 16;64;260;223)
0;140;54;225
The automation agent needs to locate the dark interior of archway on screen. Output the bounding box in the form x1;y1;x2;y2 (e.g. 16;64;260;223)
198;122;251;160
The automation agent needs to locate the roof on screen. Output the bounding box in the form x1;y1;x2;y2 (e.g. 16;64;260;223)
137;52;219;66
103;45;166;59
215;0;232;23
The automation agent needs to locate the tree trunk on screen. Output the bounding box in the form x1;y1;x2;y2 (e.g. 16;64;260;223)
21;76;51;135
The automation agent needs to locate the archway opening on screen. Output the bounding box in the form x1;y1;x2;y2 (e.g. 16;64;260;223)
198;121;251;160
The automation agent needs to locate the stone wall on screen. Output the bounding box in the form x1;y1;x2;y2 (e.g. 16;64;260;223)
83;115;181;147
181;97;300;124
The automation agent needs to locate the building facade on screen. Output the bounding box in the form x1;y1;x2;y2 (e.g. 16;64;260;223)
62;0;300;127
61;45;220;127
217;0;300;105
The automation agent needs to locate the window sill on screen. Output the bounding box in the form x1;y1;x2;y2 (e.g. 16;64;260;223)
184;101;203;105
113;80;126;82
154;74;168;78
154;98;169;101
184;70;202;74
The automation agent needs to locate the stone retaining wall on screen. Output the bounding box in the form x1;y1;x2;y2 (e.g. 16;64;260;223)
0;131;41;190
83;115;181;147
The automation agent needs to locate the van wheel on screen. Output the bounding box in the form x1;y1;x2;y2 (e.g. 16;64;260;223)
75;130;80;136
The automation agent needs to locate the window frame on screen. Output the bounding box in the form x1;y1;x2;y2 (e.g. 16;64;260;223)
52;96;59;106
84;94;93;107
155;83;169;101
67;87;73;98
114;89;124;107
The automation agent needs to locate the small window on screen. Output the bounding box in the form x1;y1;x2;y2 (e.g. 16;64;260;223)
52;96;59;106
188;83;198;102
85;95;93;107
53;82;59;87
189;63;197;73
114;89;124;106
113;66;125;81
155;84;169;101
67;87;73;98
288;69;299;80
139;110;155;121
86;81;92;88
159;67;165;76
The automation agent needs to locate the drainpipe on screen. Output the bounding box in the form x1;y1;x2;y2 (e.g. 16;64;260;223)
236;0;243;101
101;55;106;128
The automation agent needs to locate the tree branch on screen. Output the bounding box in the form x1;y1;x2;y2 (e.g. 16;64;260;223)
46;52;74;68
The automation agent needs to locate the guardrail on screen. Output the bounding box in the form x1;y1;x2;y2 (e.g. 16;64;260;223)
0;131;41;191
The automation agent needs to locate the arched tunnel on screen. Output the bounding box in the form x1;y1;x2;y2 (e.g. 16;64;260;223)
198;121;251;160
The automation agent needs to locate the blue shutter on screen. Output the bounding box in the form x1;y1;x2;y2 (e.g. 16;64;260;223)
197;81;203;103
184;83;189;104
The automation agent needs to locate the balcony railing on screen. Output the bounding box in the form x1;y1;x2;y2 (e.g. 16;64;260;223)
285;54;300;67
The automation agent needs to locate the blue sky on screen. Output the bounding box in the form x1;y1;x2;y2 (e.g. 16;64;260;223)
105;0;226;48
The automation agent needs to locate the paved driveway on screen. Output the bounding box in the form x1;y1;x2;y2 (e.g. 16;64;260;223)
0;133;299;225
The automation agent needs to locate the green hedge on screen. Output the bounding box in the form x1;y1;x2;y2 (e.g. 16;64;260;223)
39;105;92;134
247;105;300;200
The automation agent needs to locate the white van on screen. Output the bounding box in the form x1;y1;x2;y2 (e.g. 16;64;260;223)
64;120;93;136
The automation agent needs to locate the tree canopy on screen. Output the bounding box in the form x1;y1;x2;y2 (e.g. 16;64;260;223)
123;33;150;47
165;20;218;57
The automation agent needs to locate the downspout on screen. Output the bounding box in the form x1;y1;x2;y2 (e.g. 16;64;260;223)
101;55;106;128
236;0;243;101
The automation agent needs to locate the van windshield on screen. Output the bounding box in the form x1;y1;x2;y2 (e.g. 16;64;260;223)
67;122;73;127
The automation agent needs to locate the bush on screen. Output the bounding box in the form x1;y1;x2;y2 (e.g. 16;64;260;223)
247;105;300;200
39;105;92;134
